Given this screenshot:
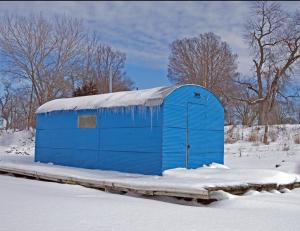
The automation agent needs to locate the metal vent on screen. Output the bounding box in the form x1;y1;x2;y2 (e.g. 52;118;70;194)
194;92;201;97
78;115;96;128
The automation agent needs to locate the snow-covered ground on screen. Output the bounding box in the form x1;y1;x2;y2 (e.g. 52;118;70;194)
0;129;34;163
0;125;300;231
1;174;300;231
224;125;300;173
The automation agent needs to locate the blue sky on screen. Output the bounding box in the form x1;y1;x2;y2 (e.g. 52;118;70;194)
0;1;298;89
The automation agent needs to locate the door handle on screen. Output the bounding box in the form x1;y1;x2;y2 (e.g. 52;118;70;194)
187;144;190;149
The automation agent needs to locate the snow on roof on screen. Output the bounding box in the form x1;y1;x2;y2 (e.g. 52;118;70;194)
36;86;177;114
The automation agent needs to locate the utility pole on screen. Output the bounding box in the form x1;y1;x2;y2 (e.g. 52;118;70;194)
109;68;112;93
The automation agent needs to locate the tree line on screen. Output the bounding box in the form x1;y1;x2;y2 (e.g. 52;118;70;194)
0;14;133;129
1;2;300;143
167;1;300;143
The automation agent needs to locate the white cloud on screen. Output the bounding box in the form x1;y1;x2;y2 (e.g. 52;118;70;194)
0;1;298;75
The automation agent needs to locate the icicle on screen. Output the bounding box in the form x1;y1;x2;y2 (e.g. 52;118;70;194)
131;106;135;124
156;105;161;121
150;107;153;131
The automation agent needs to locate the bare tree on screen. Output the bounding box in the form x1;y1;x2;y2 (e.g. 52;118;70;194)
269;100;297;124
168;32;238;110
0;14;84;106
231;86;259;126
0;14;134;129
235;1;300;143
297;105;300;123
0;80;13;130
76;36;133;93
0;78;33;130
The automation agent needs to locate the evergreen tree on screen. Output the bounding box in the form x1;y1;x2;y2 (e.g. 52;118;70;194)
73;81;99;97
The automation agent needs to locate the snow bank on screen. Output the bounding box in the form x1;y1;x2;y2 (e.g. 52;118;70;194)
0;130;34;161
1;175;300;231
202;163;230;169
224;124;300;173
162;166;299;186
209;190;237;200
36;86;176;113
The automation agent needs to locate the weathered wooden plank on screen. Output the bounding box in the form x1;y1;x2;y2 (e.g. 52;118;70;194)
206;184;250;195
0;166;209;200
206;182;300;196
0;166;299;203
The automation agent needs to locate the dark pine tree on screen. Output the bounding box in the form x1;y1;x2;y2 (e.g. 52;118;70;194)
73;81;99;97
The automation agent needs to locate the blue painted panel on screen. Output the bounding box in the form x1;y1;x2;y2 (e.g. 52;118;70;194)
163;104;186;128
35;129;59;148
36;112;77;129
187;103;206;129
99;150;161;175
36;110;99;130
35;129;99;150
35;148;99;169
75;129;99;150
100;127;161;152
188;130;224;153
162;85;224;172
36;106;163;175
162;152;185;171
99;106;162;128
35;129;42;148
188;152;224;168
187;101;224;169
162;127;186;153
162;128;186;170
188;103;223;131
35;85;224;175
164;85;215;107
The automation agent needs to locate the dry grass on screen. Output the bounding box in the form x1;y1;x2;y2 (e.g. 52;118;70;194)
225;125;238;144
269;129;278;142
225;137;238;144
294;134;300;144
248;130;258;142
282;143;290;151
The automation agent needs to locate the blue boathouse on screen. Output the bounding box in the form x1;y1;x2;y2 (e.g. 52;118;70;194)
35;84;224;175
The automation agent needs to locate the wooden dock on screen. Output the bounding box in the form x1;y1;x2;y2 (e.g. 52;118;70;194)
0;165;299;204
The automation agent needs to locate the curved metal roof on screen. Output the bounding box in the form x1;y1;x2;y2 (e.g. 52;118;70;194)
36;86;177;114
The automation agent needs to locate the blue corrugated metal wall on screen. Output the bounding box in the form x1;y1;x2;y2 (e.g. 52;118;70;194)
162;85;224;171
98;107;162;174
35;85;224;175
35;106;163;175
36;110;100;169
